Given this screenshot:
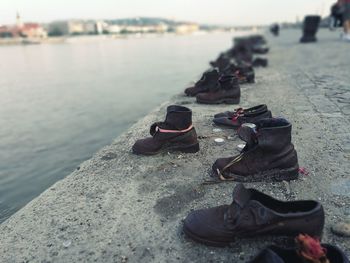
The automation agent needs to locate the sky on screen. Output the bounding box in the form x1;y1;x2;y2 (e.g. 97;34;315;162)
0;0;335;26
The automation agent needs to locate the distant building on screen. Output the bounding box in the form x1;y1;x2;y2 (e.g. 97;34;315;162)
83;21;96;34
68;21;85;35
21;23;47;38
155;23;168;33
95;21;106;34
174;23;199;34
0;26;16;38
48;20;107;36
0;12;47;38
106;24;121;34
47;21;69;36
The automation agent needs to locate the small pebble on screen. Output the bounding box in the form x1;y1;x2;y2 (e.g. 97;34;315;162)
214;138;225;145
331;219;350;237
237;143;246;151
213;128;222;133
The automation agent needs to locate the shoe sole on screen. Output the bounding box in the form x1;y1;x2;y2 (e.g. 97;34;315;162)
132;142;199;156
213;164;299;182
183;224;309;248
196;97;240;105
183;224;230;247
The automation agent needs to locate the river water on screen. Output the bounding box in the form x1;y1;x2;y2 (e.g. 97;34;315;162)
0;32;235;223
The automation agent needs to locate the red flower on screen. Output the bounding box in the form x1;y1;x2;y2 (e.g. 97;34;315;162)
296;234;329;263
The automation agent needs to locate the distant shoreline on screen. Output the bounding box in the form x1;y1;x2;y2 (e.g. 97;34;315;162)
0;29;254;46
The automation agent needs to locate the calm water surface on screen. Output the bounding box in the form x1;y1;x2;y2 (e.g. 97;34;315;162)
0;32;234;223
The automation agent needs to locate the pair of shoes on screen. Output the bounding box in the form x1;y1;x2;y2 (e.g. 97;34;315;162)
213;104;272;129
134;106;299;184
184;64;254;100
184;69;241;104
211;35;269;68
249;235;349;262
184;69;219;97
195;74;240;105
233;35;269;56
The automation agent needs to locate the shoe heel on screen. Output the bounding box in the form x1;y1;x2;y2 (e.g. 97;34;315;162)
274;165;299;181
224;98;240;104
171;142;200;153
181;142;200;153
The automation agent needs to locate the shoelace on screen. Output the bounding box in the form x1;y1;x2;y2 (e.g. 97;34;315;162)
224;203;241;229
298;167;309;176
231;108;244;123
216;153;245;181
155;124;193;134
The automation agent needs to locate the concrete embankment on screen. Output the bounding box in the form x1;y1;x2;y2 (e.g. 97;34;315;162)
0;29;349;262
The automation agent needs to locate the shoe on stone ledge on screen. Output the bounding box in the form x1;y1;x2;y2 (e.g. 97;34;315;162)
213;104;272;129
183;184;324;247
184;69;219;97
196;74;240;104
212;118;299;182
132;105;199;155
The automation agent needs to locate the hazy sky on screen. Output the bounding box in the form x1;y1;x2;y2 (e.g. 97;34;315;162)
1;0;335;26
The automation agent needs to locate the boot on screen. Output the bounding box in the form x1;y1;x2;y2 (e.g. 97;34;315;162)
210;55;231;72
213;104;272;128
300;16;321;43
249;236;349;263
234;35;269;55
233;45;253;65
132;105;199;155
270;24;280;36
184;69;219;97
183;184;324;247
212;118;299;182
196;75;240;104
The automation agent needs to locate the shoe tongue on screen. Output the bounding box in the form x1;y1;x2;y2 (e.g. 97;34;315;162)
232;184;252;208
237;123;258;147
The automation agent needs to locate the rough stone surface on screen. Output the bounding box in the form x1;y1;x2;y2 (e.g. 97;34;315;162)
0;29;350;262
332;218;350;237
